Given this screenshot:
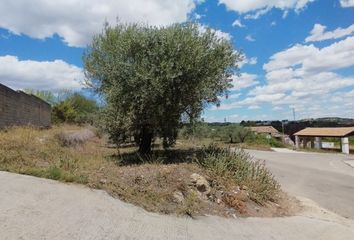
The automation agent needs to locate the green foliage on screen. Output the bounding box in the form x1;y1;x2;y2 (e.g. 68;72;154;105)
179;122;212;140
52;101;77;123
179;123;252;144
84;22;242;153
52;93;99;124
178;191;201;216
195;145;280;204
221;125;251;143
46;166;62;180
246;133;285;148
24;89;57;105
24;89;74;105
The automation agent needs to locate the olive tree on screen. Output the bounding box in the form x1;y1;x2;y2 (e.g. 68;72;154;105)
84;22;242;154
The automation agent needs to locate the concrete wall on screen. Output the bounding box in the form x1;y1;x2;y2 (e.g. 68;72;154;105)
0;84;51;128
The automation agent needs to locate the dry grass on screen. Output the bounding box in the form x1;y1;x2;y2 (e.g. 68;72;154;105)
0;125;115;183
0;125;298;218
194;145;280;204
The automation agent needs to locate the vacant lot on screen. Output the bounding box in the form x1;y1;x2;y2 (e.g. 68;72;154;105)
0;125;299;217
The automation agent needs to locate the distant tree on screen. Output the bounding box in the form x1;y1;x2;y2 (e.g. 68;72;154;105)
24;89;73;105
84;22;242;154
24;89;56;105
223;125;251;143
52;93;99;124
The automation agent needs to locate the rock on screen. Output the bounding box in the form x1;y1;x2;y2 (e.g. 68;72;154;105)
100;179;107;184
190;173;211;194
237;190;249;202
173;191;184;203
223;189;249;203
216;198;222;204
241;185;248;191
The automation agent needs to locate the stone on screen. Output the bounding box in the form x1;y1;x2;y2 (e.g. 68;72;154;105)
99;179;107;184
190;173;211;194
237;190;249;202
172;191;184;203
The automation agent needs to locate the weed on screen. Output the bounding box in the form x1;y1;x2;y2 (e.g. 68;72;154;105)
195;144;280;204
47;166;62;180
178;191;201;216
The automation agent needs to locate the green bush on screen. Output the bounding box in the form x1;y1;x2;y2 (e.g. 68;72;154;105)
220;125;251;143
46;166;62;180
52;93;99;124
195;144;280;204
246;133;285;148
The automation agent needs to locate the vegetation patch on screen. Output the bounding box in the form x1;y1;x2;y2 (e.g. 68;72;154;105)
0;125;300;218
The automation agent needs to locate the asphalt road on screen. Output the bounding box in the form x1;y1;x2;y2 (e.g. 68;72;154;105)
1;171;354;240
246;149;354;219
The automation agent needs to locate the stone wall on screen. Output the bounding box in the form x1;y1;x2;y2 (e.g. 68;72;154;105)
0;83;51;128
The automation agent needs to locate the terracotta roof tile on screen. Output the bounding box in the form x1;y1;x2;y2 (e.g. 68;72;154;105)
294;127;354;137
249;126;279;134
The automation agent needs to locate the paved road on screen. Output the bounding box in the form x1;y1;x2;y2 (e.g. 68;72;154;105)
1;171;354;240
246;149;354;219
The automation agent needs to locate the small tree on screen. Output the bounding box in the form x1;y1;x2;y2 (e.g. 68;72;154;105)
222;125;251;143
84;22;242;154
52;93;99;124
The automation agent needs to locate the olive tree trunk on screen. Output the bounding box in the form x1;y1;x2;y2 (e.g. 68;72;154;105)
138;126;153;155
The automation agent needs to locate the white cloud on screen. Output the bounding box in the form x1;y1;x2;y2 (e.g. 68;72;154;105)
239;55;257;68
219;0;315;15
217;36;354;118
271;21;277;26
264;36;354;74
305;23;354;42
282;10;289;18
228;93;241;99
232;19;245;28
340;0;354;7
245;35;255;42
244;7;271;19
273;106;283;111
198;24;232;41
0;55;83;90
249;57;258;65
194;13;203;20
230;73;259;90
242;36;354;116
0;0;202;47
248;105;260;110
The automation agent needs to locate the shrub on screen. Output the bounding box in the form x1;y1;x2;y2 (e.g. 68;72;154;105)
52;93;99;124
178;191;201;216
221;125;251;143
246;133;285;148
195;144;280;204
46;166;62;180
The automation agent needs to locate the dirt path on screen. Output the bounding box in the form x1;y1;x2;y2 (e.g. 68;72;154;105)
1;171;354;240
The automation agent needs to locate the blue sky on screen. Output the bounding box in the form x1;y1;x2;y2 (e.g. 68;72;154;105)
0;0;353;122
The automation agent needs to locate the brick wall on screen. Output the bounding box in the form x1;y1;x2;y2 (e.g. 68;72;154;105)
0;83;51;128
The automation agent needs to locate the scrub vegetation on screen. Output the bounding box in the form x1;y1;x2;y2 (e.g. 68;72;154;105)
0;125;297;217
